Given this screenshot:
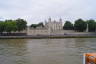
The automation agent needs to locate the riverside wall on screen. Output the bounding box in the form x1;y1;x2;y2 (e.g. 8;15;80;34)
27;28;49;35
27;28;75;35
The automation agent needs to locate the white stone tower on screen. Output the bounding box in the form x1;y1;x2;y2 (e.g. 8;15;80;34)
48;17;51;22
59;18;63;30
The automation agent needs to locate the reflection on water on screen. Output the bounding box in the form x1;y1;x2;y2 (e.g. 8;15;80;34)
0;38;96;64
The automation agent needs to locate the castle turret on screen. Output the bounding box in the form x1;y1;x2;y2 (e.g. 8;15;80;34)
59;18;62;22
59;18;63;30
48;17;51;22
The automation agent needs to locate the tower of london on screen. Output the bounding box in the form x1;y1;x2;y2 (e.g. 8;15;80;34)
27;18;74;35
45;18;63;31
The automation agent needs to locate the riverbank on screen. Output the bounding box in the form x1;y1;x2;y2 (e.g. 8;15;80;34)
0;35;96;39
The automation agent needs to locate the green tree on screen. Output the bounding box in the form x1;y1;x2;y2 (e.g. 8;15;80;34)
30;24;37;28
74;19;87;32
63;21;73;30
37;22;44;27
16;18;27;31
11;21;17;32
87;19;96;32
5;20;17;33
30;22;44;28
0;21;6;33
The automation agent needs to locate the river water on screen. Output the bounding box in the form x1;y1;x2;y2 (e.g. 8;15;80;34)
0;38;96;64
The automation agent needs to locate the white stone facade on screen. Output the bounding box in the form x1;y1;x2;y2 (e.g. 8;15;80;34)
27;27;49;35
45;18;63;31
27;18;74;35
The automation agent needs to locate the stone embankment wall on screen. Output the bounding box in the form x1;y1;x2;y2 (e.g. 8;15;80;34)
27;27;96;36
27;28;49;35
51;30;74;35
27;27;75;35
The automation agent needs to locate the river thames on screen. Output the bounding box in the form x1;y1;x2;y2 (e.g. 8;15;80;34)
0;38;96;64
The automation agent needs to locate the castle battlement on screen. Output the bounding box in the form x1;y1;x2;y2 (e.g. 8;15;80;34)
27;18;65;35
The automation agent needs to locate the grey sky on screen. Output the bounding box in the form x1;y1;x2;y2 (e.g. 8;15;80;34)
0;0;96;25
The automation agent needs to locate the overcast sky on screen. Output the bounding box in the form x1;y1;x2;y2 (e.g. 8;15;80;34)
0;0;96;25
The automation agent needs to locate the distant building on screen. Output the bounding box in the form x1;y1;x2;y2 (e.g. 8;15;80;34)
27;18;74;35
45;18;63;31
27;26;49;35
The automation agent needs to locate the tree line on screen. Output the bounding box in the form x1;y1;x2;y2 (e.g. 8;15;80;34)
30;22;44;28
63;19;96;32
1;18;95;33
0;18;27;33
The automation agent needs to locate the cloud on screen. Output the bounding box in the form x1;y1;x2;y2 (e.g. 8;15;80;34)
0;0;96;25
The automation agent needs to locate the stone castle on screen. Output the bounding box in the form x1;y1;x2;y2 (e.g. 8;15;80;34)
45;18;62;31
27;18;74;35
